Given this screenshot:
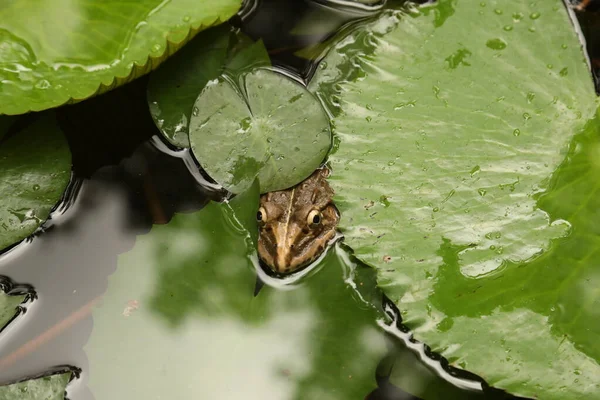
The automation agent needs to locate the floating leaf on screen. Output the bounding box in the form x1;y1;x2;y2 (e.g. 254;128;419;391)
85;186;390;399
0;372;71;400
0;0;242;115
0;277;31;344
189;69;331;193
314;1;600;398
0;113;71;252
147;25;270;147
0;293;24;332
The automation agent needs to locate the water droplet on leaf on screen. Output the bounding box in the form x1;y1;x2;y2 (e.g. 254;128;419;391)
486;39;506;50
35;80;51;89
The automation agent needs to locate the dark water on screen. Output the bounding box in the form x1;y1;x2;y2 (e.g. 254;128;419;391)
0;0;596;399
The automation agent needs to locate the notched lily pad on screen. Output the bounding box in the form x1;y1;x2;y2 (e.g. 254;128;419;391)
0;0;242;115
0;113;71;252
189;68;331;194
148;25;270;148
314;0;600;398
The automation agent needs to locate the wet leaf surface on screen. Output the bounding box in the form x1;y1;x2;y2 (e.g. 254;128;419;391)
0;293;24;332
0;113;71;252
0;372;71;400
313;0;600;398
147;25;270;148
85;184;388;399
189;69;331;193
0;0;241;115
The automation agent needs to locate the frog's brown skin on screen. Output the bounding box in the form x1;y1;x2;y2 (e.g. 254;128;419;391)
575;0;592;10
257;168;340;274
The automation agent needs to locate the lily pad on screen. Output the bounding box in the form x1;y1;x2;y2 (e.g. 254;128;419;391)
0;372;71;400
147;25;270;148
0;293;24;332
85;184;389;399
0;0;242;115
189;68;331;193
314;1;600;398
0;113;71;252
0;276;32;337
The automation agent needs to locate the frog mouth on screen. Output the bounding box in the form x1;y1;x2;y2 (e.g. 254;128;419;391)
256;230;343;282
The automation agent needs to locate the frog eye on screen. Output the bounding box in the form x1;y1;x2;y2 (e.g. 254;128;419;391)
257;207;267;225
307;210;322;227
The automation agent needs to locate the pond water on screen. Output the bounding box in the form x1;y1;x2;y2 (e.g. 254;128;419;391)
0;0;597;399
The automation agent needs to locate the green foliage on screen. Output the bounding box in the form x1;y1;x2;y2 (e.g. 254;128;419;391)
0;373;71;400
147;25;271;148
2;1;600;399
0;0;242;115
0;113;71;252
189;69;331;193
312;0;600;398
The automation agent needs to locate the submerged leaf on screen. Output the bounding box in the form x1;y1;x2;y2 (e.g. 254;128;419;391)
314;0;600;398
0;113;71;252
0;0;242;115
189;69;331;193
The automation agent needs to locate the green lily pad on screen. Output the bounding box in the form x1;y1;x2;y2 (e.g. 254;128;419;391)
0;293;24;332
189;68;331;193
0;113;71;252
0;372;71;400
0;0;242;115
147;25;270;148
313;1;600;398
85;184;389;399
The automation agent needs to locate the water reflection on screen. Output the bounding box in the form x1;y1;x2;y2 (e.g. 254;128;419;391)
85;184;388;399
0;139;211;394
0;130;526;399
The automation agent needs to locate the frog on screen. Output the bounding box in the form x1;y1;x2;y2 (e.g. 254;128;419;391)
257;168;340;274
573;0;596;10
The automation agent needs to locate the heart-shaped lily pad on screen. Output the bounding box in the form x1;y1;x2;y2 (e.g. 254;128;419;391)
0;0;242;115
147;25;270;148
0;113;71;252
189;68;331;193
